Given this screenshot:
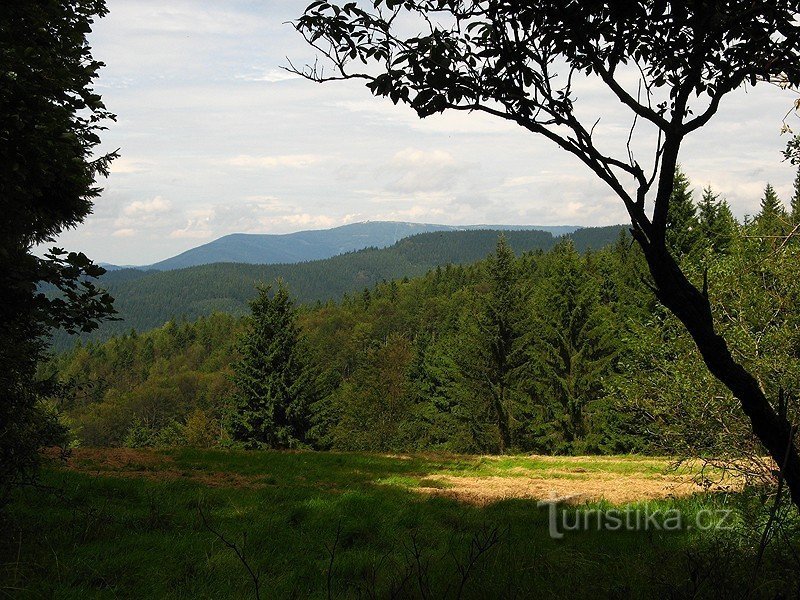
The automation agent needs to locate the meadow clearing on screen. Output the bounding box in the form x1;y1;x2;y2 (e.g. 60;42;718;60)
3;449;790;599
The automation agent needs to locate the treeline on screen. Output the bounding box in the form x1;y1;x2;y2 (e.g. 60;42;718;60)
47;170;800;455
49;226;624;350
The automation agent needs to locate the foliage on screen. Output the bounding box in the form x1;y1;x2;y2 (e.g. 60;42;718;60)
0;0;116;497
666;167;700;258
44;171;800;460
50;226;626;350
228;283;314;449
458;236;530;453
754;183;789;242
291;0;800;508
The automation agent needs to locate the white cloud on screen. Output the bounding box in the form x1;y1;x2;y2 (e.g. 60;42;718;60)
169;227;214;239
110;157;154;174
236;69;300;83
383;148;468;194
108;2;271;36
51;0;800;265
226;154;324;169
391;148;458;168
123;196;171;216
255;213;341;230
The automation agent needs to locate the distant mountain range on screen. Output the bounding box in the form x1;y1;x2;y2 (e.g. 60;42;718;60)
102;222;581;271
51;224;626;350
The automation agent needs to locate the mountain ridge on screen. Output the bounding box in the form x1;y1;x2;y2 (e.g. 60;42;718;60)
106;221;582;271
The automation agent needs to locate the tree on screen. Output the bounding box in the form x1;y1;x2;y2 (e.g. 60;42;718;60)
228;283;313;448
324;333;414;451
698;186;737;254
666;167;699;258
754;183;788;240
0;1;116;496
405;332;482;452
293;1;800;506
460;236;529;453
529;241;618;452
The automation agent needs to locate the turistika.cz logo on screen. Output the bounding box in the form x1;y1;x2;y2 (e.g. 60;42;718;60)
537;497;735;539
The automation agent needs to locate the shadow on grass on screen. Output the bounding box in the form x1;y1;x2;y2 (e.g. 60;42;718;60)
1;449;798;599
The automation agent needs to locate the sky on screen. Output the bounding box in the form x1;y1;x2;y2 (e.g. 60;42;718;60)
53;0;800;265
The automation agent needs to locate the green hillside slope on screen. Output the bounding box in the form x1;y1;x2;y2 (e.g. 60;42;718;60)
51;226;625;349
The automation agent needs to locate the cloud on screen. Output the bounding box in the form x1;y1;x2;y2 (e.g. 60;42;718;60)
225;154;323;169
169;227;214;239
51;0;800;267
109;3;271;36
169;207;215;239
110;157;154;174
123;196;172;216
334;99;517;134
384;148;468;194
255;214;341;230
236;69;300;83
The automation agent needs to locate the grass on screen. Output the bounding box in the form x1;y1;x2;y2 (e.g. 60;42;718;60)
0;449;797;598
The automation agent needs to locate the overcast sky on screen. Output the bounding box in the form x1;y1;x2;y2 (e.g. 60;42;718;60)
52;0;800;265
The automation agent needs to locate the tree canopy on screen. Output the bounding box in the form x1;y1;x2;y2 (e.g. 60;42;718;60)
0;0;116;494
293;0;800;507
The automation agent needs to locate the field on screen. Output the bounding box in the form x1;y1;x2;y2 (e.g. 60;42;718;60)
1;449;795;599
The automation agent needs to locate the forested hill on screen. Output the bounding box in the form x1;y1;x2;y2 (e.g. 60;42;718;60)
52;225;625;349
142;221;581;271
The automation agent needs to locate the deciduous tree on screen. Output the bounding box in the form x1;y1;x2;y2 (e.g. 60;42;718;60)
1;0;116;496
293;0;800;506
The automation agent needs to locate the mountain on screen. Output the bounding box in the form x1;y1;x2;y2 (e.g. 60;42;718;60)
51;225;626;350
142;221;581;271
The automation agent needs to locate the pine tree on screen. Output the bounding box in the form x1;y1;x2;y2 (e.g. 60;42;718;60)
666;167;700;258
229;282;313;448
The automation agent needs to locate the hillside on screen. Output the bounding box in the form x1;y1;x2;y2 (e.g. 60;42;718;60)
52;225;625;348
142;221;581;271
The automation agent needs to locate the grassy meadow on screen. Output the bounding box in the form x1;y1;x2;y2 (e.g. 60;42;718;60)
2;449;798;598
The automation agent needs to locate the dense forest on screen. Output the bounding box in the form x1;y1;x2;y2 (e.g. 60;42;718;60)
45;171;800;457
50;226;624;348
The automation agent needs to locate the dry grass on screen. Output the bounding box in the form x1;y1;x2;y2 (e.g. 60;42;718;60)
407;454;744;505
45;448;745;504
415;472;733;505
46;447;265;488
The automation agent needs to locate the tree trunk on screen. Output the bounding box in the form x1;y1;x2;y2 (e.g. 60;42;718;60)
638;239;800;507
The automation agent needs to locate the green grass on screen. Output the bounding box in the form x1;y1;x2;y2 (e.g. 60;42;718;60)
1;449;797;599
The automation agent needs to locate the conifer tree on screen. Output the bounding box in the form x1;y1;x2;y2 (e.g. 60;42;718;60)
461;235;529;453
229;282;313;448
754;183;787;239
665;168;700;258
405;332;468;449
531;241;618;452
697;186;737;254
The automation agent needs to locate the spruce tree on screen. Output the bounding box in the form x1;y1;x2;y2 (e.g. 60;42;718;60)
461;235;529;453
229;282;313;448
665;167;700;258
531;241;618;452
697;186;737;254
754;183;787;238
